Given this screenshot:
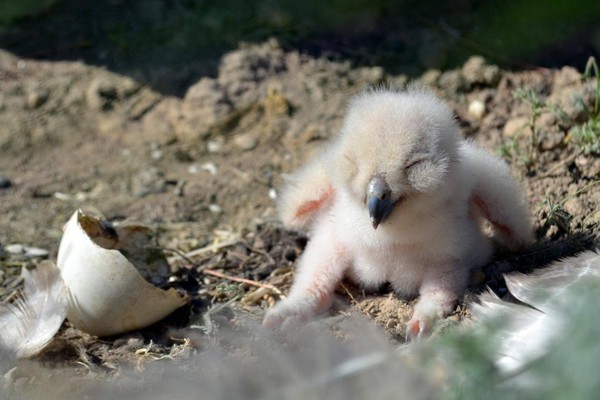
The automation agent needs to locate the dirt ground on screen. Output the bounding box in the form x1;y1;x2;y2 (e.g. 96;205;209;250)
0;39;599;378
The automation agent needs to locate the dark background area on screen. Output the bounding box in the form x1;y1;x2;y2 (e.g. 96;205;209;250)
1;0;599;96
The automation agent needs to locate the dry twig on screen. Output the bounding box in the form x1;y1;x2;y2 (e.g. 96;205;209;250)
202;268;283;297
166;238;241;263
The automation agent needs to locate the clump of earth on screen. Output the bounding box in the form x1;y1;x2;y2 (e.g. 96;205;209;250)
0;39;598;383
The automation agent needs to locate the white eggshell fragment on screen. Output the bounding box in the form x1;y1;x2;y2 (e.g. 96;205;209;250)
57;210;188;336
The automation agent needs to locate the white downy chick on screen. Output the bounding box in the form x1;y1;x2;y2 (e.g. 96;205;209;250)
265;86;533;339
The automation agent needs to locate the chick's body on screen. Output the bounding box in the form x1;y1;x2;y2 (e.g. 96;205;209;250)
332;152;490;295
265;87;533;338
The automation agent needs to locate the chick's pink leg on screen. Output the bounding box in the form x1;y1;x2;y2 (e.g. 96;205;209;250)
407;265;466;340
263;228;349;329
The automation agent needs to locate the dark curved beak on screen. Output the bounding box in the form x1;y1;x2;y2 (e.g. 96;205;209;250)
367;175;394;229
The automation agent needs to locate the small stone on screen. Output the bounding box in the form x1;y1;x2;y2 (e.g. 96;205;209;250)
87;77;118;110
482;65;501;86
0;176;12;189
537;112;558;129
24;247;49;258
5;244;24;254
5;244;49;258
575;155;589;168
438;70;465;92
188;162;218;175
128;90;160;120
385;318;398;330
233;133;258;151
208;204;222;214
207;137;224;153
268;188;277;200
468;100;486;120
151;149;163;160
27;88;49;109
588;159;600;182
63;85;85;107
503;116;532;137
150;142;163;161
394;74;409;89
131;167;166;197
118;77;143;98
421;69;441;86
174;149;194;162
553;66;581;90
263;86;289;118
362;66;385;85
462;56;501;87
548;85;587;123
176;78;233;142
187;164;200;174
540;131;564;151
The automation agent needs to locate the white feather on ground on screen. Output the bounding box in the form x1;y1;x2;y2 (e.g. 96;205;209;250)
0;260;67;359
470;249;600;375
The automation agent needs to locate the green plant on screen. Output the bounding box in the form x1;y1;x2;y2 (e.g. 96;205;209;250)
569;56;600;155
498;136;519;161
584;56;600;116
215;283;244;298
570;119;600;155
512;88;545;170
538;180;600;237
539;198;574;236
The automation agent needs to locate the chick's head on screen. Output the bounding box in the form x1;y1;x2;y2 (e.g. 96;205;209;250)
333;87;460;228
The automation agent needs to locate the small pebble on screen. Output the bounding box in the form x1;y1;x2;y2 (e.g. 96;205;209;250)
24;247;50;258
208;204;222;214
86;77;118;110
131;167;166;197
233;133;258;151
175;180;186;197
468;100;486;120
207;138;224;153
27;89;49;109
151;149;163;160
5;244;24;254
150;142;163;160
188;162;218;175
503;117;532;137
268;188;277;200
0;176;12;189
4;244;49;258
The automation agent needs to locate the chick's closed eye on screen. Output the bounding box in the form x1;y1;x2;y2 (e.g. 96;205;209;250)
406;156;448;192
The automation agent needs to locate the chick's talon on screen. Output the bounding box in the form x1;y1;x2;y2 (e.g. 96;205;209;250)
262;298;314;330
406;319;425;341
405;316;434;341
406;298;446;341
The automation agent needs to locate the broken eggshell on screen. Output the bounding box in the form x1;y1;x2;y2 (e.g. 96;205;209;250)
57;210;188;336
